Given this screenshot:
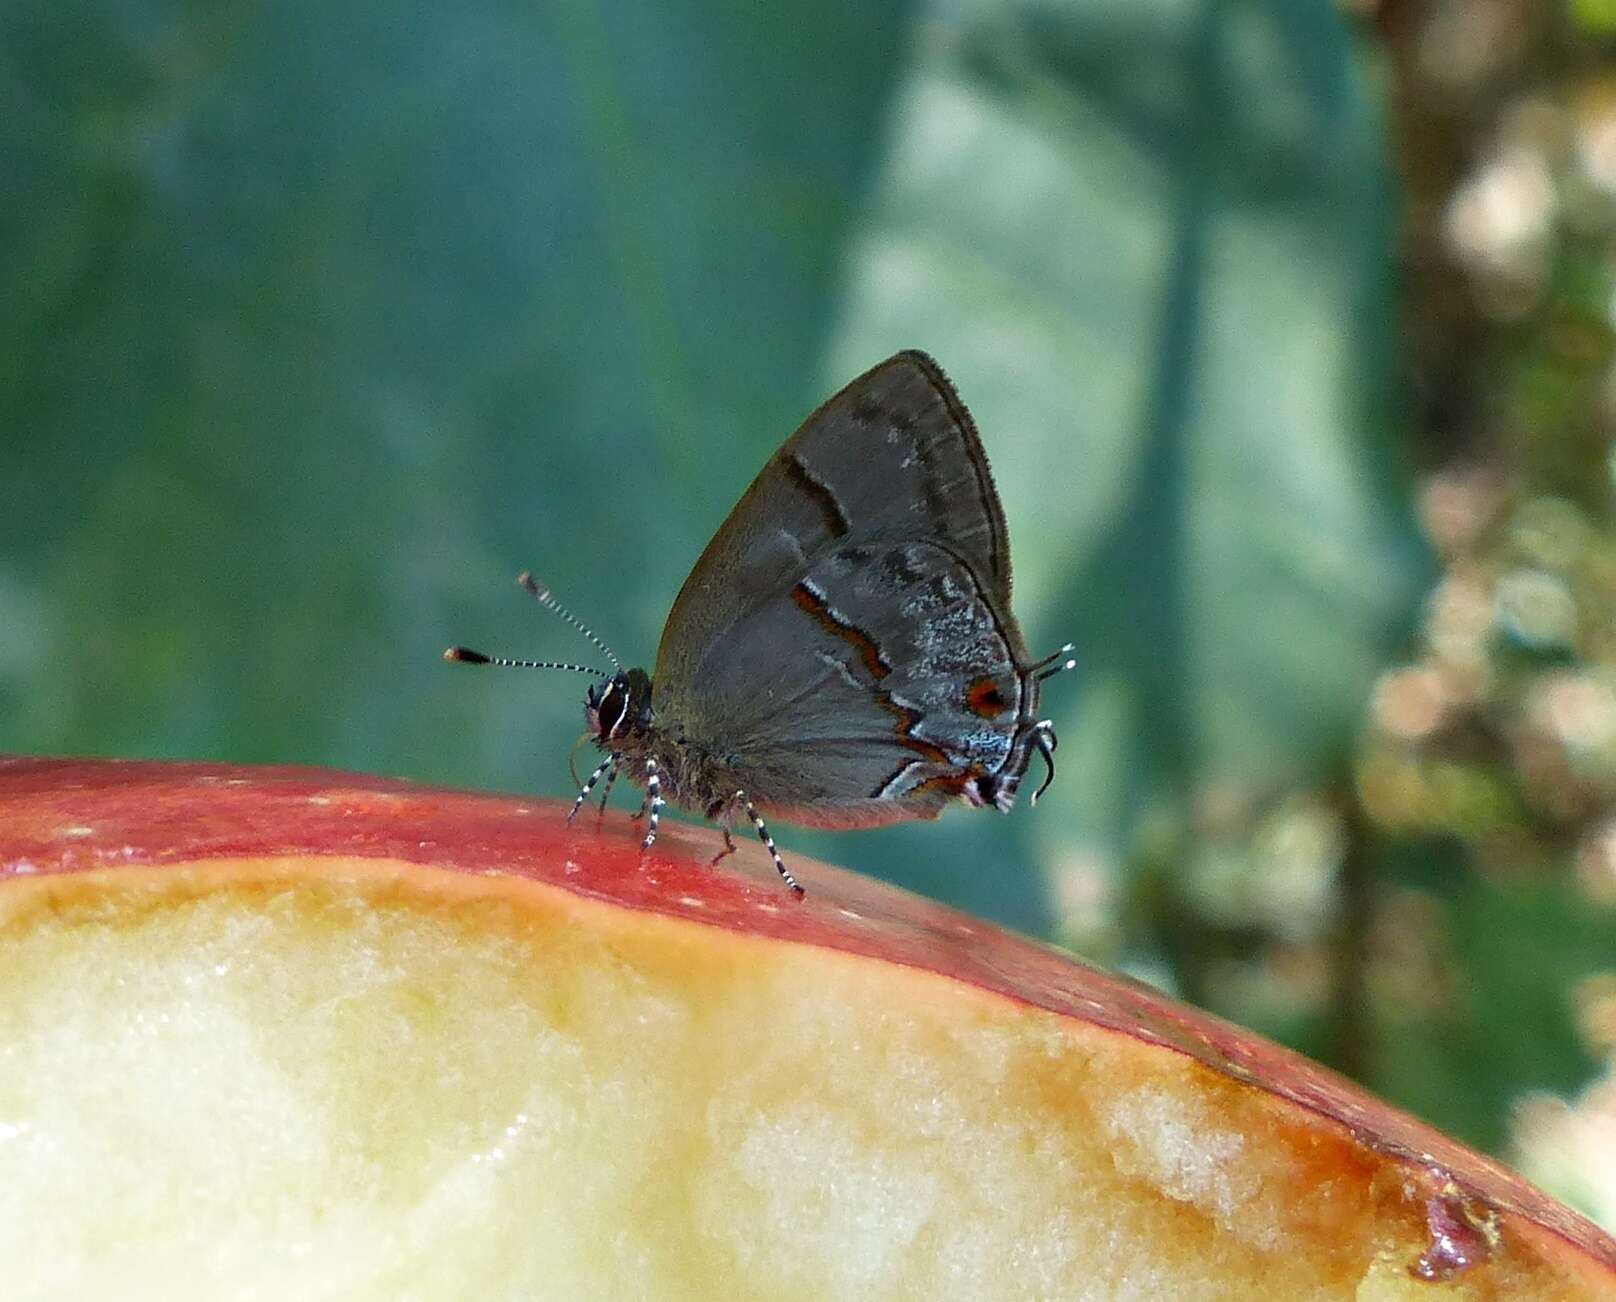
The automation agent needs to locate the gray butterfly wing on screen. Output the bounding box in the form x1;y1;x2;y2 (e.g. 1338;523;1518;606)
653;351;1014;696
651;353;1037;827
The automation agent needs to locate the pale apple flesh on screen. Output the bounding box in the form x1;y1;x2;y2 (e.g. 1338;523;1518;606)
0;759;1611;1300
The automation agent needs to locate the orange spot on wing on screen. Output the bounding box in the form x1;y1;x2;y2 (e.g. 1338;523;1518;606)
966;676;1010;718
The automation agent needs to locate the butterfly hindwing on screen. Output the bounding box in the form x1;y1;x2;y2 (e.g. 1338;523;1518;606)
657;537;1036;827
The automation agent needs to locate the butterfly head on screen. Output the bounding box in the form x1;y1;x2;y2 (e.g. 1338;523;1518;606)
586;667;653;744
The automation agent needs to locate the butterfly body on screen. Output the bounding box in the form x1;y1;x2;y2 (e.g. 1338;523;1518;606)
450;350;1072;894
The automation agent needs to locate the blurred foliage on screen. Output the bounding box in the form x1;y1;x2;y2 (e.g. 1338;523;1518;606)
2;0;1612;1228
822;0;1426;927
0;0;1413;924
1355;0;1616;1228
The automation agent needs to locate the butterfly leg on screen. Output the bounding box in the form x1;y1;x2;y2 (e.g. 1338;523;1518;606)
710;826;738;867
640;758;664;851
734;791;805;898
596;759;620;817
568;755;618;824
1029;722;1058;805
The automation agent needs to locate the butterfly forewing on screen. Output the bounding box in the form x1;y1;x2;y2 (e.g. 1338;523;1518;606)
651;352;1037;826
655;351;1016;696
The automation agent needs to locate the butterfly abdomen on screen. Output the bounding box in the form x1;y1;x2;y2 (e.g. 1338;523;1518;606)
613;725;741;820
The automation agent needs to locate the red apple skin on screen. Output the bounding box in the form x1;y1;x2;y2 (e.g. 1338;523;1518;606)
1;755;1613;1293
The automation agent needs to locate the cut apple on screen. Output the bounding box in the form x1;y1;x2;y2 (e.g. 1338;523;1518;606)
0;757;1611;1300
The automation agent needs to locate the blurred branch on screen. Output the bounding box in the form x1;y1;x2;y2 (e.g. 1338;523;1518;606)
1327;773;1376;1081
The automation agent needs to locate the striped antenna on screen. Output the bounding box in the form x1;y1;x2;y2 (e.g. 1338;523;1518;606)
517;572;622;671
443;647;605;676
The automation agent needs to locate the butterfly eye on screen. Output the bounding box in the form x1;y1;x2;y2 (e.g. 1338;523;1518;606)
595;679;629;740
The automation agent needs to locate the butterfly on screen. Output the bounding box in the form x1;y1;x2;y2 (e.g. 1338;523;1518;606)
446;350;1074;895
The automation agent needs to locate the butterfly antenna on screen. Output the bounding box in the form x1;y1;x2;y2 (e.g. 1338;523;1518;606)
517;572;622;672
443;647;606;676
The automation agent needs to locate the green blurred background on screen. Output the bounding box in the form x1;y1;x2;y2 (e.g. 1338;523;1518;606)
5;0;1615;1228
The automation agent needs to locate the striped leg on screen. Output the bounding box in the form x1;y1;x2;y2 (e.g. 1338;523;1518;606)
568;755;617;824
596;760;619;815
736;791;804;897
640;757;664;850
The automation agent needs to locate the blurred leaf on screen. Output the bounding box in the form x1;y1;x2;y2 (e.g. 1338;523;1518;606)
0;2;912;784
0;0;1425;945
820;0;1431;912
1573;0;1616;34
1373;867;1616;1152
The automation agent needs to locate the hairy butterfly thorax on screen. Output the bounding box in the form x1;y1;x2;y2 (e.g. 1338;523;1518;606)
445;351;1076;897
